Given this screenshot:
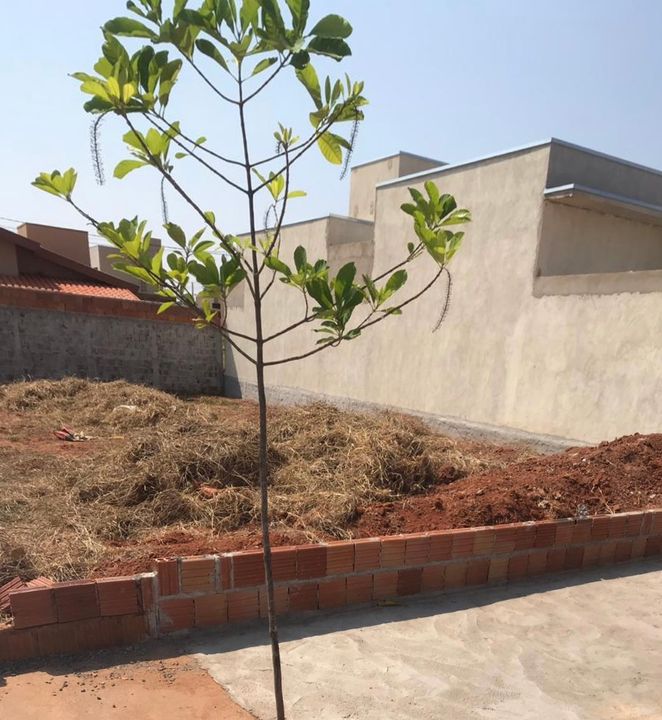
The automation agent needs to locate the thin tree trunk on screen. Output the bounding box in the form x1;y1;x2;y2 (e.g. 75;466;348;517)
237;59;286;720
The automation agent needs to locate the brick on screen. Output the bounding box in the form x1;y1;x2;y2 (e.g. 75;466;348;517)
53;581;99;623
346;575;373;604
9;588;57;629
533;521;557;548
582;544;601;568
428;532;453;561
318;578;347;609
353;539;381;571
571;519;592;545
180;557;215;594
120;614;149;644
641;512;654;535
227;589;259;622
233;551;265;588
195;594;228;628
623;513;643;538
507;555;528;581
450;530;475;559
421;565;445;592
445;562;467;589
631;537;647;559
472;529;495;556
599;541;617;565
97;577;140;617
381;537;406;567
271;548;298;581
156;559;180;596
397;568;422;596
488;556;509;583
159;598;195;633
513;524;537;551
493;525;518;554
527;551;547;576
139;574;156;612
614;540;633;563
466;559;490;586
405;535;430;566
296;545;327;579
218;556;231;589
546;548;566;572
373;571;398;600
591;517;611;541
608;515;627;539
644;536;662;558
259;586;289;617
0;627;40;663
554;520;574;546
649;510;662;534
326;543;354;575
288;583;318;612
564;546;584;570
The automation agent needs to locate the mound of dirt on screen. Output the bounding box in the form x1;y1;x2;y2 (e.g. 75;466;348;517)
355;433;662;536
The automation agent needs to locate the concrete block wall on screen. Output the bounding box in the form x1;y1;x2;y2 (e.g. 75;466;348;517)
2;510;661;664
0;287;223;394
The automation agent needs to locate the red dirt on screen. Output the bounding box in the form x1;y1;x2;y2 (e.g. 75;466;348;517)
89;433;662;578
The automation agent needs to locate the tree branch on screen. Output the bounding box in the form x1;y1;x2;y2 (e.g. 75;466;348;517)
243;53;291;103
264;267;445;366
185;57;239;105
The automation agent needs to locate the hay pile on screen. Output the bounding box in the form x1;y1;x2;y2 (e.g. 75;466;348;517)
0;379;516;583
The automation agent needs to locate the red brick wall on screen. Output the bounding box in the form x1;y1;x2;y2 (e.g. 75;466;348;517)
2;510;661;664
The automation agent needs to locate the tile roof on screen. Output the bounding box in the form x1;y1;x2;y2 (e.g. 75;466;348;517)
0;274;140;300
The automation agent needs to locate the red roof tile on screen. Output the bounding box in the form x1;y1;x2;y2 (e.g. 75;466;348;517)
0;274;139;300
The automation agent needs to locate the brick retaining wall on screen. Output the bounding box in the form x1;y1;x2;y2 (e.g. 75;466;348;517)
2;510;661;664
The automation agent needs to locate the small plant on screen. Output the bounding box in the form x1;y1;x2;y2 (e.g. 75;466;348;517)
34;2;470;717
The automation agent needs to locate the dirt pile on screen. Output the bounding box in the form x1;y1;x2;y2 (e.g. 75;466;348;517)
356;433;662;536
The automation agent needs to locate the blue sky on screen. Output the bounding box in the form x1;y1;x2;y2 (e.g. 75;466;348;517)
2;0;662;244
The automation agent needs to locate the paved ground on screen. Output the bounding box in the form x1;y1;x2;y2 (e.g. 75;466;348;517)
0;645;253;719
193;561;662;720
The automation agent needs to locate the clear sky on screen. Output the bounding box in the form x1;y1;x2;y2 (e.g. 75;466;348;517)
2;0;662;245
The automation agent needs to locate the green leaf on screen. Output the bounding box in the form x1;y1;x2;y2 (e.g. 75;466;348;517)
296;62;322;108
165;223;187;248
307;36;351;61
252;57;277;76
264;256;292;276
240;0;259;31
310;14;352;38
104;17;157;39
195;39;230;72
114;159;148;179
384;269;407;297
157;301;176;314
293;245;307;272
334;262;356;299
286;0;310;30
317;132;342;164
150;246;165;276
286;190;307;199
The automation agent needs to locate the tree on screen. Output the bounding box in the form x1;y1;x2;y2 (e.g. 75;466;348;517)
34;2;470;718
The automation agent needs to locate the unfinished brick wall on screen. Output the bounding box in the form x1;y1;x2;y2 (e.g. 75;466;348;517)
0;287;223;394
2;510;661;664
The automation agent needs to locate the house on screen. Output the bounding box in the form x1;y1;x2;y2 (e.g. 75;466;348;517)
224;139;662;444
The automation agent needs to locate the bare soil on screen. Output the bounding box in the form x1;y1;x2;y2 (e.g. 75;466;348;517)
0;378;660;587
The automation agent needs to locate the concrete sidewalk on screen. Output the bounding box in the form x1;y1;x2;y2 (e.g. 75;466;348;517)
193;562;662;720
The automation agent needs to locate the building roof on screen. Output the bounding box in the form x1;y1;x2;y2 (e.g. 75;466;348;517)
0;274;140;300
0;225;138;290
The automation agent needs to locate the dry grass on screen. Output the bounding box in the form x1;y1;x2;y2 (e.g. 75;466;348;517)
0;378;524;584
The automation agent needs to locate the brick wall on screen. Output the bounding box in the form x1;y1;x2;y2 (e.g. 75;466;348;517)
2;510;661;664
0;288;223;394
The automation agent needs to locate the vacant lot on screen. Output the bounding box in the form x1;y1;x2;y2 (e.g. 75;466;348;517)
1;379;660;587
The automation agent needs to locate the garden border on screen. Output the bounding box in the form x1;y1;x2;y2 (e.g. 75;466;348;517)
2;509;661;664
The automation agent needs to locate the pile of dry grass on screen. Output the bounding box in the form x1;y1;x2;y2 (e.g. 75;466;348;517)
0;379;519;584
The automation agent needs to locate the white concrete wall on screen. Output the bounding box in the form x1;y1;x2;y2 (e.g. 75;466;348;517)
226;142;662;444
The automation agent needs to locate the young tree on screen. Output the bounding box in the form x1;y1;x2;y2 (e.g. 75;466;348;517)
34;2;470;717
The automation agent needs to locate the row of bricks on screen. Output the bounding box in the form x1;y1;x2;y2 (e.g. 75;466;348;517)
0;288;195;324
9;575;153;630
157;511;662;596
158;536;662;633
0;614;149;664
